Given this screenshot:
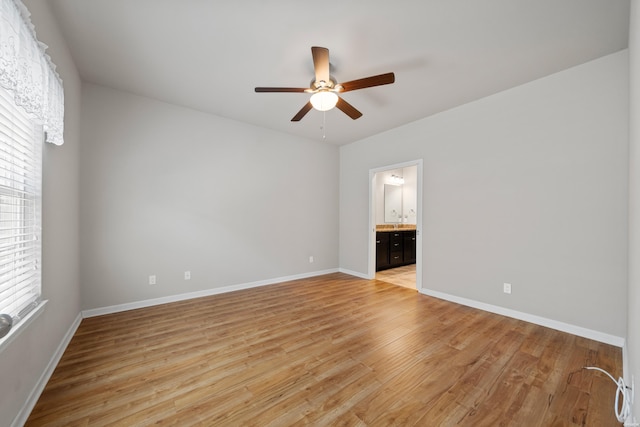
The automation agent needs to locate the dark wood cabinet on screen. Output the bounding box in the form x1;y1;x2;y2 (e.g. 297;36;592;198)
389;232;404;267
376;230;416;271
376;232;390;270
403;232;416;264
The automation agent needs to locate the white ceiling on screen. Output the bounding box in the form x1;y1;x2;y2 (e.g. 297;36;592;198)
48;0;629;146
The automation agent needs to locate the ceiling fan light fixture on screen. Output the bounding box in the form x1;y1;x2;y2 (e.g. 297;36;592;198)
310;91;338;111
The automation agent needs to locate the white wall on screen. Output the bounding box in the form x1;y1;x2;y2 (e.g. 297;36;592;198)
340;51;629;338
628;0;639;417
79;84;339;310
1;1;82;425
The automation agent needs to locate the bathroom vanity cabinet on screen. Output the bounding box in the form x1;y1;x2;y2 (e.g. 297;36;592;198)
376;229;416;271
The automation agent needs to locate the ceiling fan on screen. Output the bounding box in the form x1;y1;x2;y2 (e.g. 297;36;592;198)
255;46;395;122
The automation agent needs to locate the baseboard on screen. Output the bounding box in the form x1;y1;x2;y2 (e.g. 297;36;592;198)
12;312;82;427
82;268;340;318
419;288;625;348
338;268;370;280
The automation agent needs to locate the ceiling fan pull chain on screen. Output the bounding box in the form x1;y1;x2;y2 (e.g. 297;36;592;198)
322;110;326;140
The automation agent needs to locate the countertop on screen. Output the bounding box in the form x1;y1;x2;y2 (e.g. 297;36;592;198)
376;225;416;232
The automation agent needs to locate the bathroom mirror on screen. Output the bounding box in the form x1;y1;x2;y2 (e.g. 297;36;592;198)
384;184;402;223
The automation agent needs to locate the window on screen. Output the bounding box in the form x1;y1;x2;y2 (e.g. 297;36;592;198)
0;0;64;347
0;84;42;340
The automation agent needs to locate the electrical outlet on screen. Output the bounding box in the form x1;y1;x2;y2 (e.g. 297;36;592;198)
503;283;512;294
184;271;191;280
309;256;314;263
149;275;156;285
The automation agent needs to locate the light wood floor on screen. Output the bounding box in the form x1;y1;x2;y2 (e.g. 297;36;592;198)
27;273;621;426
376;264;416;289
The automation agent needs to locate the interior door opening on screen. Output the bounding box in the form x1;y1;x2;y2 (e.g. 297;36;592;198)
369;160;423;291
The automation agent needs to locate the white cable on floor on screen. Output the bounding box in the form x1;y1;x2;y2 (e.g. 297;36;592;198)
584;366;635;425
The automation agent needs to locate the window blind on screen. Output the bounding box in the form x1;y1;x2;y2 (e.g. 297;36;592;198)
0;84;42;324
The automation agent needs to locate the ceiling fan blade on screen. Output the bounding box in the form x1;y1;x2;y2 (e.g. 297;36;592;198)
336;97;362;120
255;87;308;93
291;101;313;122
311;46;330;84
338;72;395;92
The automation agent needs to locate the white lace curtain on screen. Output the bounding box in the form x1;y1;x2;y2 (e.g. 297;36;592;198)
0;0;64;145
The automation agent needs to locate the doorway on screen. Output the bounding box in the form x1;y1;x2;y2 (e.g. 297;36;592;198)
369;160;423;291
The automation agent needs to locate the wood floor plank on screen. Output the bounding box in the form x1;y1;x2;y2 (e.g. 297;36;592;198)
26;273;622;426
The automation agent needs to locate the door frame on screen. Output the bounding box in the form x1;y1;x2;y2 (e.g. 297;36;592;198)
368;159;423;290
